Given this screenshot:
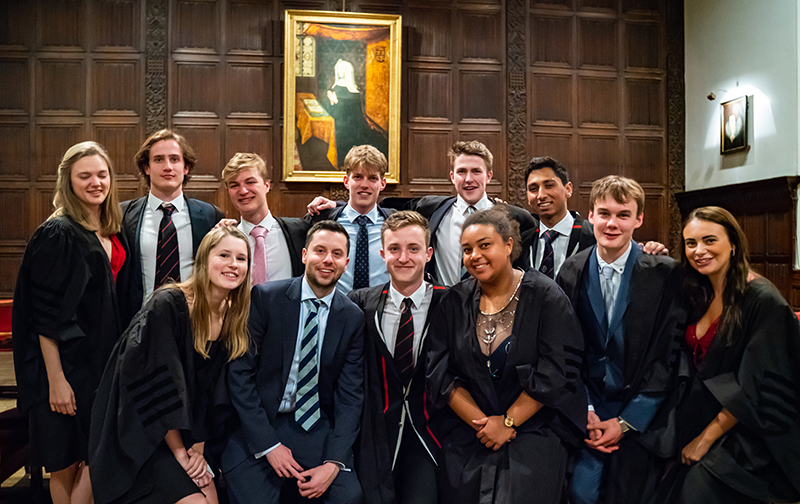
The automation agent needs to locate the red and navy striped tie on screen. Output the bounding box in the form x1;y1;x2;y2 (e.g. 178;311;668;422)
155;203;180;289
395;298;415;386
539;229;558;279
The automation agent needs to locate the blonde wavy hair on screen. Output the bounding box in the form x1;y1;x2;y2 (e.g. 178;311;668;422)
51;141;122;235
173;226;252;361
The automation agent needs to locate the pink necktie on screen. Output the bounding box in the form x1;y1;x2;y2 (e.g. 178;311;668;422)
250;226;269;285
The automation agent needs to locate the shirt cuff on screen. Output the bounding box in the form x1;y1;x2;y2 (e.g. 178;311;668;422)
587;404;595;412
255;443;281;459
323;460;352;473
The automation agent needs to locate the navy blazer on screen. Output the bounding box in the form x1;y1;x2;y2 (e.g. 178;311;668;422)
272;216;310;278
117;194;225;328
223;277;365;469
407;195;535;283
514;211;595;272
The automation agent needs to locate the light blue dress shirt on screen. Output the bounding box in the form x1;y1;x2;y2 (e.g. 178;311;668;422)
336;204;388;293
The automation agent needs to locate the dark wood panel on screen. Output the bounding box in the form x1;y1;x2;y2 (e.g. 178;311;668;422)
273;189;322;220
407;8;452;61
37;185;56;228
227;62;272;116
530;14;572;65
0;253;24;297
406;129;452;181
92;0;140;49
577;134;618;181
173;0;219;52
91;122;142;177
0;59;29;112
625;136;663;183
226;1;273;54
578;0;616;10
742;213;765;256
39;0;85;49
626;21;660;69
0;123;31;177
459;70;503;122
623;0;660;13
225;125;274;177
461;130;504;189
408;69;452;121
578;18;617;68
173;123;221;178
0;190;29;240
0;0;34;48
532;0;573;8
636;191;664;243
35;123;85;179
459;10;502;62
578;76;617;125
531;74;571;124
767;211;791;256
93;59;141;114
37;59;86;114
175;62;219;114
627;78;662;127
530;132;573;171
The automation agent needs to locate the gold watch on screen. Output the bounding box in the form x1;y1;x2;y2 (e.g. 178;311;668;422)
503;414;515;428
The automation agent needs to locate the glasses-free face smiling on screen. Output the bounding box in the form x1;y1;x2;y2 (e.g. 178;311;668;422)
589;196;643;262
303;230;350;295
683;219;734;281
451;155;492;206
381;225;432;291
461;224;512;282
344;166;386;214
71;155;110;211
227;168;270;222
207;235;249;293
526;167;572;226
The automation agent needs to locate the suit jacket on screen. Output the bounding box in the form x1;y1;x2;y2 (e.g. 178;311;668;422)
305;202;397;224
514;211;595;271
223;277;365;469
117;194;225;327
273;216;309;278
406;195;535;283
348;283;446;504
556;244;685;433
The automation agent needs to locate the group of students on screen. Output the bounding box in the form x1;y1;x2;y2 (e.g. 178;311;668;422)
11;131;800;504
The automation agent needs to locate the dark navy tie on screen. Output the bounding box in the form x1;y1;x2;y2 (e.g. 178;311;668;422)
539;229;558;279
394;298;415;386
353;215;370;289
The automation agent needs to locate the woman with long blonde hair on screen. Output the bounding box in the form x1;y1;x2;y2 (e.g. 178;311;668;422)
90;225;251;504
13;141;126;504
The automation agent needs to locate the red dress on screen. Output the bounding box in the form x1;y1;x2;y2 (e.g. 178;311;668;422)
685;317;718;367
110;234;126;282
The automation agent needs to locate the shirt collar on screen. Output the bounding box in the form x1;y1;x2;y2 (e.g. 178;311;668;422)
147;192;185;212
343;203;379;224
388;281;430;310
240;211;276;234
301;276;336;308
454;194;492;215
539;211;574;238
596;241;633;275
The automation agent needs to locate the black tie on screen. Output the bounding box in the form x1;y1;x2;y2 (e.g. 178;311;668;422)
353;215;370;290
394;298;414;386
539;229;558;279
155;203;180;288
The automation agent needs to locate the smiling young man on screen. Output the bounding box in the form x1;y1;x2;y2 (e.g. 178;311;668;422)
223;220;365;504
307;144;395;293
556;176;685;504
347;211;446;504
221;153;307;284
117;129;225;327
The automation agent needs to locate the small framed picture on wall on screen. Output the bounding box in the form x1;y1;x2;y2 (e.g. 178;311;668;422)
720;96;748;154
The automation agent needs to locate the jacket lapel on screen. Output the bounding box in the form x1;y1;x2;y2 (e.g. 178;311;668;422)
281;278;303;388
185;195;205;255
567;212;583;257
607;243;640;335
320;291;346;374
585;249;608;332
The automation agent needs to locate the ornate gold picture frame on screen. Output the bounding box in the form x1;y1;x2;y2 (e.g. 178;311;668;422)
283;10;402;183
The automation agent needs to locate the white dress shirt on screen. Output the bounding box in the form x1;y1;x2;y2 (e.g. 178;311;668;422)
533;211;575;276
380;282;433;366
596;241;633;322
238;212;293;283
337;204;388;293
141;192;193;302
434;195;493;286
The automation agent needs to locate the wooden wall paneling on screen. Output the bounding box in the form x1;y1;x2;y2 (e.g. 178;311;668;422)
0;252;25;297
625;20;659;69
577;133;618;182
92;0;142;51
173;59;221;117
578;18;616;68
531;72;571;124
0;58;30;113
458;8;502;62
459;69;503;123
0;189;30;241
532;0;574;9
529;130;574;170
407;68;452;122
407;7;452;62
38;0;86;50
173;122;223;178
625;77;663;127
37;58;87;115
637;187;664;243
577;75;617;126
461;128;505;195
406;128;453;186
172;0;220;53
0;122;32;177
92;57;142;115
530;14;572;66
578;0;616;12
227;60;273;117
0;0;35;49
35;122;87;179
226;0;274;55
91;120;143;177
625;135;664;183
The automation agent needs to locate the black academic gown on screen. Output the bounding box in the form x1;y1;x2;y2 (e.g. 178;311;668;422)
426;271;586;504
13;215;123;426
654;277;800;503
89;288;229;504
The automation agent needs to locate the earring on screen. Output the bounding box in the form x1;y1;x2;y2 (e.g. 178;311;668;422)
731;248;735;256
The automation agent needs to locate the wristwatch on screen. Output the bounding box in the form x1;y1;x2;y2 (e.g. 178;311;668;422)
503;413;515;428
618;417;633;435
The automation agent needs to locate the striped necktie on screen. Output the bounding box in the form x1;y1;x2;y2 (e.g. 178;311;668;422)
353;215;370;289
155;203;180;289
539;229;558;278
296;299;321;430
394;298;415;386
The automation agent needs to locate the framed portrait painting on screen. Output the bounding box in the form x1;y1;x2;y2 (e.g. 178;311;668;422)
720;96;748;154
283;10;402;182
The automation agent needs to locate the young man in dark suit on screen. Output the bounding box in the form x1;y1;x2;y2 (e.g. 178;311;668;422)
556;176;685;504
221;152;307;283
117;129;224;327
222;220;365;504
348;211;445;504
307;145;396;294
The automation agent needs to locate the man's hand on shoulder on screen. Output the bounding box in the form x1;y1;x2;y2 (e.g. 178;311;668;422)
213;218;239;230
640;241;668;256
297;462;340;499
307;197;337;216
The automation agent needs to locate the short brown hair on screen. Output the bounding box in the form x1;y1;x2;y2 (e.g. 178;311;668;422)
343;145;387;177
305;220;351;254
448;140;493;173
381;210;431;247
134;129;196;186
222;153;270;185
589;175;645;216
462;205;521;261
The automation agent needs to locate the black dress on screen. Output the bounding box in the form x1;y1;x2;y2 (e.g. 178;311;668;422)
12;215;123;472
426;271;587;504
654;278;800;503
89;288;229;504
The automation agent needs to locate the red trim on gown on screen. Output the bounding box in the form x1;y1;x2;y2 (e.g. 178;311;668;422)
110;234;126;282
